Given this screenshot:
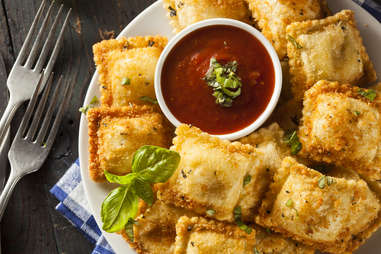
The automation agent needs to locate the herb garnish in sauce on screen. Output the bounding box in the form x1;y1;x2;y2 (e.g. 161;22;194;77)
204;57;243;107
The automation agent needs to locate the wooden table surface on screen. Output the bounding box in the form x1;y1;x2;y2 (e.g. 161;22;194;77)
0;0;155;253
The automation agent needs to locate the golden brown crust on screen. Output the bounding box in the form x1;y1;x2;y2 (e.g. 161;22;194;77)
287;10;377;100
174;216;256;254
298;80;381;181
87;105;173;182
93;36;167;107
246;0;329;59
163;0;252;33
254;225;315;254
121;200;196;254
256;157;381;253
157;124;259;222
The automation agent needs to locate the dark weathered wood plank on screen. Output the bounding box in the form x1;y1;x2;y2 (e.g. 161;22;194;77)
1;0;155;253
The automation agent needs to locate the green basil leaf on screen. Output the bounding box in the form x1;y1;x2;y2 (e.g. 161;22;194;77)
101;185;139;233
133;178;154;206
104;170;137;185
132;145;180;183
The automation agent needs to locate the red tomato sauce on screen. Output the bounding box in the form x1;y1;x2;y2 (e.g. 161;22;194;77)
161;25;275;135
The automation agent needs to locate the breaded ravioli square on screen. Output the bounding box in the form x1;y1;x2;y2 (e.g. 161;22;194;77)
256;157;380;253
287;10;377;100
87;105;172;182
93;36;167;106
123;200;195;254
246;0;329;59
157;124;266;222
163;0;252;33
299;80;381;181
174;216;256;254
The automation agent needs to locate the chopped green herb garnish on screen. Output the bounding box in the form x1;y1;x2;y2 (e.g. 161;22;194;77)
327;176;334;185
318;176;334;189
204;57;243;107
284;130;302;155
285;199;299;217
206;209;216;216
79;96;99;114
287;35;302;49
79;105;90;114
286;199;293;208
358;88;377;101
101;145;180;233
254;248;261;254
354;110;361;116
233;206;252;234
121;77;131;85
243;174;252;187
125;218;136;241
90;96;99;105
140;96;158;104
318;176;326;189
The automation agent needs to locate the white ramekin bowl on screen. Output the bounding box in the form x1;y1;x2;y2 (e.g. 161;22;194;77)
155;18;282;140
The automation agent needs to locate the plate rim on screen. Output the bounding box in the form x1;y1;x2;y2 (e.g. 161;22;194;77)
78;0;381;253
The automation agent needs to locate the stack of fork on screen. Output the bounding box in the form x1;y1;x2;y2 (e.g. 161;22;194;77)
0;1;74;250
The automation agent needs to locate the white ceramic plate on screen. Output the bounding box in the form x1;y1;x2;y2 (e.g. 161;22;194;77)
78;1;381;253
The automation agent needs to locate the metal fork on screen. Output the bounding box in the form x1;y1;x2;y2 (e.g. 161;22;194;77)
0;0;71;144
0;73;74;220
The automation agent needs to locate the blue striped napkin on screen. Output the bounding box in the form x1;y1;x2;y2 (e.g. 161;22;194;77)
50;2;381;254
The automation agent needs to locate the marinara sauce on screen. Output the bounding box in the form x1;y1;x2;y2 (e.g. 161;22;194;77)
161;25;275;135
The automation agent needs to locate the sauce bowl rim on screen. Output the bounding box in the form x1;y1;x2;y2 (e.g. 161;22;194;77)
155;18;282;140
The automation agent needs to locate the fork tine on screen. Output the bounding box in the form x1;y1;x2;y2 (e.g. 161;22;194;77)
43;8;71;78
34;4;64;72
25;73;54;141
44;77;74;148
15;0;47;65
15;73;45;140
35;75;63;144
24;0;55;69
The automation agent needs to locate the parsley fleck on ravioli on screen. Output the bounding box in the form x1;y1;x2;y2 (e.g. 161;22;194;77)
287;10;377;100
256;157;380;253
93;36;167;107
87;105;172;182
246;0;330;59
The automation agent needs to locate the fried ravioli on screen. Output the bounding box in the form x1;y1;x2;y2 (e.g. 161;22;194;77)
93;36;167;106
87;105;172;181
157;124;265;222
174;216;256;254
256;157;380;253
287;10;377;100
123;200;196;254
163;0;252;33
254;225;315;254
246;0;329;59
298;80;381;181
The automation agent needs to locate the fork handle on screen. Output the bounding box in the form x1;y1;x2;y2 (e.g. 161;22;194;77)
0;99;22;144
0;170;22;221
